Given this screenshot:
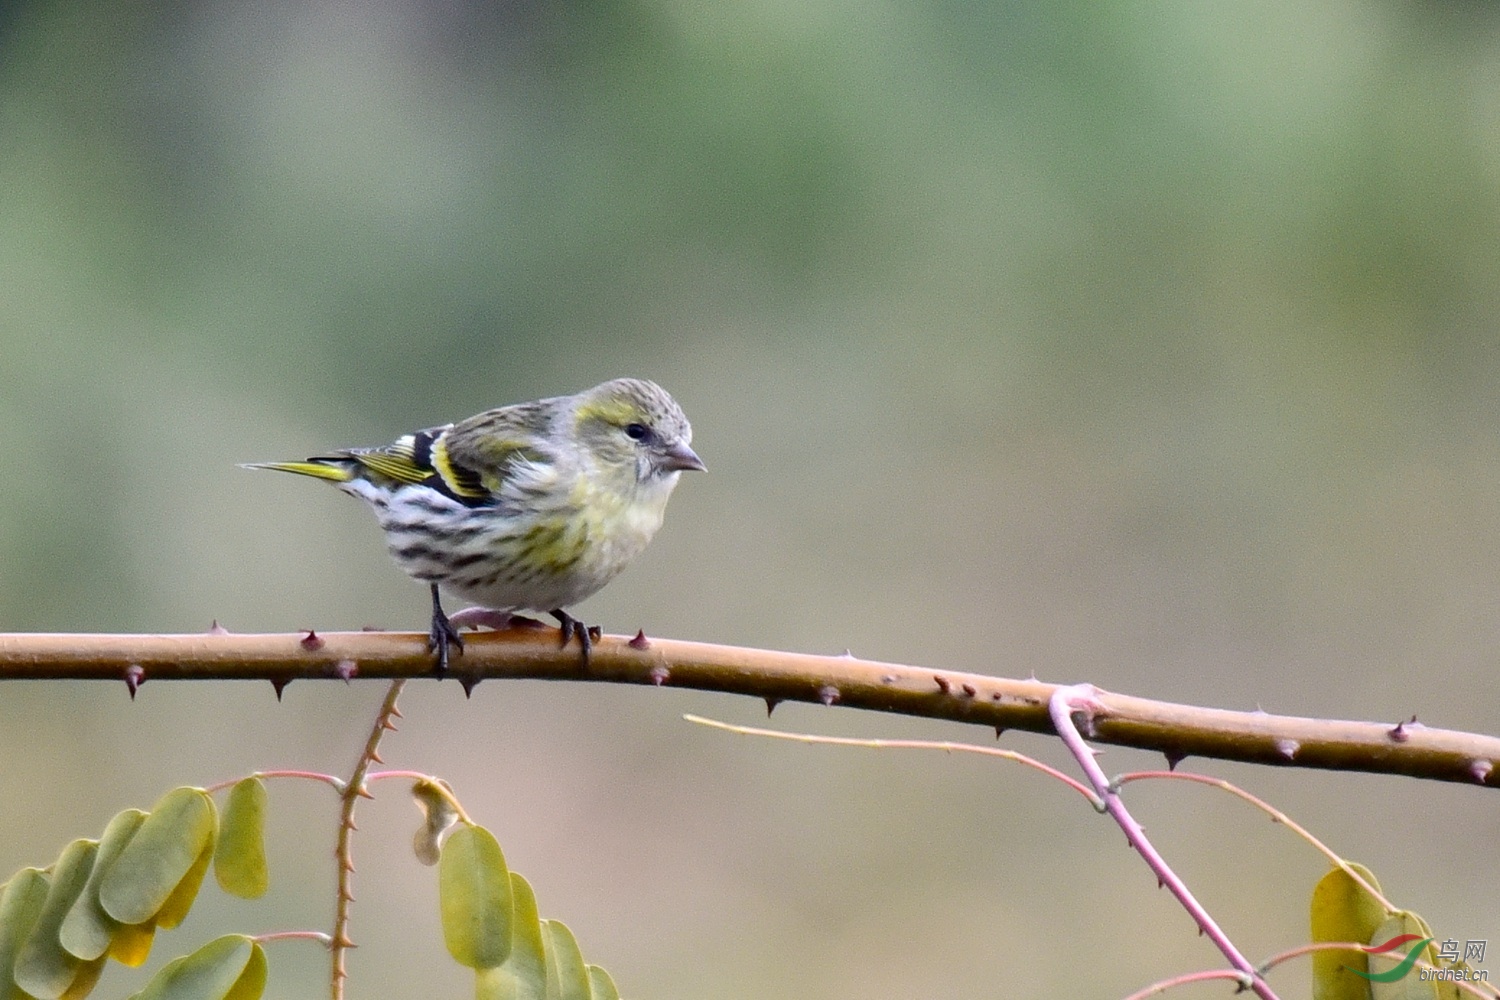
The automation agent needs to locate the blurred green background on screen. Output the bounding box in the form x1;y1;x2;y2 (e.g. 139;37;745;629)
3;0;1500;996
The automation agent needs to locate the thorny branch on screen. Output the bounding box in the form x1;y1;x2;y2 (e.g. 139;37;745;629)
0;628;1497;788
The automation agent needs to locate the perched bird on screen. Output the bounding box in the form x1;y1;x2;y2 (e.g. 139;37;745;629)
245;378;704;670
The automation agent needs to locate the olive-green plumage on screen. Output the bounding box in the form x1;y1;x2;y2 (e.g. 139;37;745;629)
245;378;704;668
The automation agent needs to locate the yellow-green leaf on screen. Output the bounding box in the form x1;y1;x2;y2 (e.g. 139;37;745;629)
476;967;532;1000
107;919;156;968
60;810;147;962
585;966;620;1000
126;935;258;1000
154;837;213;931
1312;862;1388;1000
221;942;266;1000
57;956;105;1000
214;779;268;899
542;921;591;1000
100;788;217;926
0;869;51;1000
439;825;512;970
474;874;545;1000
14;840;97;1000
1368;912;1456;1000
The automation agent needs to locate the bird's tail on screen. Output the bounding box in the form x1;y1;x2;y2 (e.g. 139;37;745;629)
240;459;356;483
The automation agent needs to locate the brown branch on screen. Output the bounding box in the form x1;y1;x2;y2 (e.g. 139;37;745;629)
0;629;1495;788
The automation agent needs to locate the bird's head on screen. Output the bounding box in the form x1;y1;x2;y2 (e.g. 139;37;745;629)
572;378;705;493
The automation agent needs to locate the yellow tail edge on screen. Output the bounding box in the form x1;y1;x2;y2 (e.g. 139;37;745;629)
240;460;353;483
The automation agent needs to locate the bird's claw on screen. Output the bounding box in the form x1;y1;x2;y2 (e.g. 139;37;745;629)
551;609;599;666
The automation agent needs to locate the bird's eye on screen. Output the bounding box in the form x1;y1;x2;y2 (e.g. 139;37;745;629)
624;422;651;441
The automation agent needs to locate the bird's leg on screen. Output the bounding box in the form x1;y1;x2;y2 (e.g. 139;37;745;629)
428;583;464;672
550;609;601;666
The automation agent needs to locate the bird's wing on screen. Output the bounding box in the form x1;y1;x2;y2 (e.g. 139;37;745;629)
440;403;557;496
339;424;491;505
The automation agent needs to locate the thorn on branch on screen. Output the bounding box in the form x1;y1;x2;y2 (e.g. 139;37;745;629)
994;726;1006;739
460;675;480;698
818;685;841;706
300;629;325;651
629;630;651;650
335;659;358;682
1388;719;1410;742
1274;738;1300;761
764;697;780;717
842;649;855;658
124;664;144;699
649;665;670;686
1470;759;1493;784
960;683;977;698
207;620;229;635
933;675;951;694
1164;750;1186;771
880;674;897;684
270;677;290;701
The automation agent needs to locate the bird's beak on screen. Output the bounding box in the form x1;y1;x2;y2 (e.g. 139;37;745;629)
659;441;706;473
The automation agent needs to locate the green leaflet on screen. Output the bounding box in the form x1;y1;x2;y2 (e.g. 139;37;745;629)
1368;912;1461;1000
59;810;148;962
0;869;51;1000
440;825;513;970
1311;862;1388;1000
213;780;269;900
125;935;264;1000
542;921;591;1000
585;965;620;1000
55;957;104;1000
14;840;97;1000
99;789;217;927
475;873;547;1000
153;839;213;932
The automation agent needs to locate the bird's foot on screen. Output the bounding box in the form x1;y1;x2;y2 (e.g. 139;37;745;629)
428;584;464;673
551;609;601;666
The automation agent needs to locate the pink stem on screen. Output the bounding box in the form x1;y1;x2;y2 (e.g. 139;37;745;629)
1049;684;1278;1000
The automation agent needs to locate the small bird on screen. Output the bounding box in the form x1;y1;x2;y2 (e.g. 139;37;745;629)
245;378;704;671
